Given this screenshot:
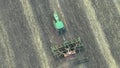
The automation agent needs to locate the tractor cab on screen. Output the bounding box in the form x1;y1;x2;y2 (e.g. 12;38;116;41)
53;12;65;35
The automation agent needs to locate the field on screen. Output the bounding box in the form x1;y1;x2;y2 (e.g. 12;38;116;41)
0;0;120;68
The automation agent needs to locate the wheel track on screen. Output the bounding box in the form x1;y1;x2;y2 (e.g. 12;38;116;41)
19;0;51;68
0;21;16;68
113;0;120;15
83;0;118;68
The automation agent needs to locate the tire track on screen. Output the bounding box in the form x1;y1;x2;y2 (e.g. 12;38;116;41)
83;0;118;68
90;0;120;66
19;0;51;68
113;0;120;15
0;21;16;68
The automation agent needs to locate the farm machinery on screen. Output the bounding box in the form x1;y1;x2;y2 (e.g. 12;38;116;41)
51;37;84;58
51;11;88;63
53;11;65;35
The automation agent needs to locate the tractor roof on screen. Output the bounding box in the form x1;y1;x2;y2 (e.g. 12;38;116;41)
55;21;64;29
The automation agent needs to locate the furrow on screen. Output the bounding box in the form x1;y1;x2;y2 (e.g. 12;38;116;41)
19;0;51;68
83;0;118;68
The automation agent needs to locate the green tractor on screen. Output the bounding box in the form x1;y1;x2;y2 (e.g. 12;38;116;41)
53;11;65;35
51;12;88;63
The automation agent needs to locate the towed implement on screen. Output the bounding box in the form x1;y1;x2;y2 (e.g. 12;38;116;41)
51;37;84;58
